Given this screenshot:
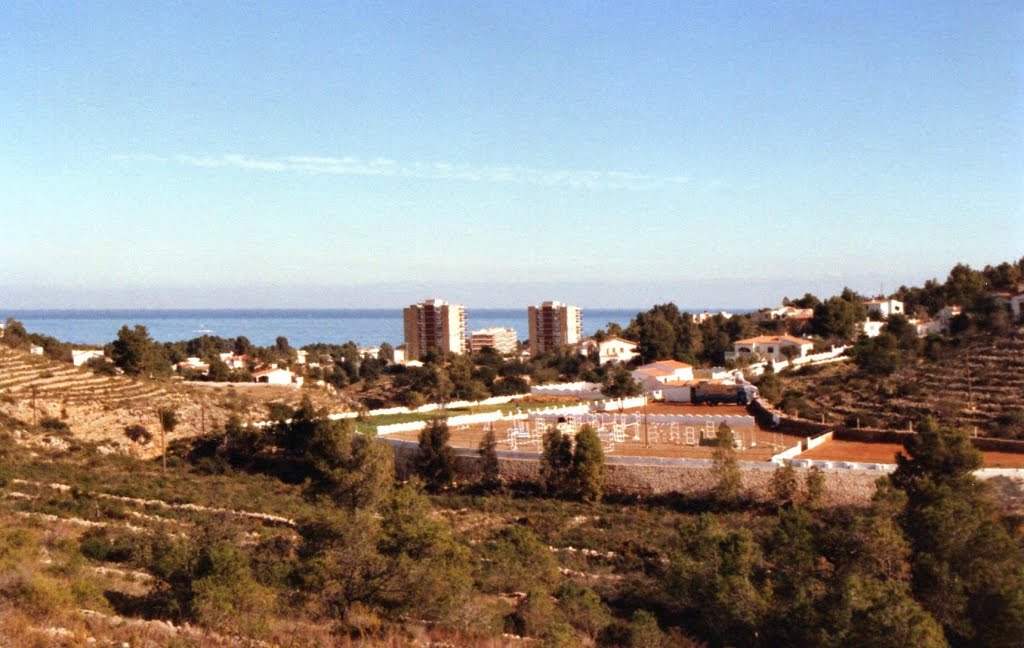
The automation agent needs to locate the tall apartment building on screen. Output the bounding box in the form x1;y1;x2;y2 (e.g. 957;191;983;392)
403;299;467;359
469;327;518;354
528;301;582;355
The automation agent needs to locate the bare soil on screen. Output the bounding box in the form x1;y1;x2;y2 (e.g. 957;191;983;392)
799;439;1024;468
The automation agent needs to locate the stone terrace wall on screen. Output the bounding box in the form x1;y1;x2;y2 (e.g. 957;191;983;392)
386;439;882;507
752;398;1024;455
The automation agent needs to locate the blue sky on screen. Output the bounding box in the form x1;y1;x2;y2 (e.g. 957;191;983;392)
1;2;1021;308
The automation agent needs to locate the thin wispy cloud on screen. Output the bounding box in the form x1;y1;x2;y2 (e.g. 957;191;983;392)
119;153;689;190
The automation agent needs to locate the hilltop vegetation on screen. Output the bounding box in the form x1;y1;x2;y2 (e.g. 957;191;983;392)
752;259;1024;437
2;402;1022;646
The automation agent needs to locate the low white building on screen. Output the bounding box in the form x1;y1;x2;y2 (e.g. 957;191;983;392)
252;367;302;386
910;318;943;337
730;335;814;363
866;298;904;318
631;360;695;392
752;306;814;322
935;306;963;325
859;320;884;338
993;291;1024;321
217;353;247;370
693;311;734;324
580;336;639;365
177;357;210;374
72;349;105;367
392;347;406;364
29;345;44;356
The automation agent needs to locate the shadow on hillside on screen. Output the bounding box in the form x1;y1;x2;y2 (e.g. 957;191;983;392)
104;590;173;621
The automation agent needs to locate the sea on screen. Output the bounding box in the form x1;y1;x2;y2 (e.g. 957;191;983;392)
4;309;646;348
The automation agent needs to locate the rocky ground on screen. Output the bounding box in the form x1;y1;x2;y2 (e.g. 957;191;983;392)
0;346;355;457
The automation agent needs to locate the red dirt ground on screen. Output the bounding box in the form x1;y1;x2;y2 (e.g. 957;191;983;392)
387;414;793;462
799;439;1024;469
620;403;751;416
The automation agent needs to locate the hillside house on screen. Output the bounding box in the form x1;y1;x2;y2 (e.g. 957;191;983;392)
177;357;210;375
993;290;1024;321
935;306;963;325
217;353;247;370
730;335;814;363
29;345;44;356
910;319;943;336
752;306;814;322
866;298;904;318
631;360;695;392
580;336;639;365
693;311;734;324
252;367;302;386
859;320;884;338
72;349;105;367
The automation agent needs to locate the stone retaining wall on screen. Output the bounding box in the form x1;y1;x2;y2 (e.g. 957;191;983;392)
751;398;1024;455
386;439;882;506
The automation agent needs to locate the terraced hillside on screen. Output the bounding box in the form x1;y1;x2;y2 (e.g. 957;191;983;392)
0;346;348;454
776;328;1024;435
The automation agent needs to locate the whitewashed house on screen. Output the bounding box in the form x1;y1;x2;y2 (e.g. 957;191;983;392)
29;345;44;356
730;335;814;363
993;290;1024;321
580;336;639;365
935;306;963;326
217;353;247;370
866;298;904;318
72;349;105;367
177;357;210;374
252;367;302;386
859;320;884;338
631;360;695;392
693;311;734;324
910;319;943;336
752;306;814;322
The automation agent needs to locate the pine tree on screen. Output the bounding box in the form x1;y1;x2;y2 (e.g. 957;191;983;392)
478;426;500;489
570;424;605;502
415;419;457;492
712;423;742;505
540;428;573;497
891;417;1024;646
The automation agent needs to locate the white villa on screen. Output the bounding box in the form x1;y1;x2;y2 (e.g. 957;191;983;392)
866;298;904;318
730;335;814;363
752;305;814;322
177;357;210;374
994;290;1024;321
217;353;247;370
693;311;734;324
631;360;695;392
859;320;884;338
72;349;105;367
252;367;302;386
580;336;639;365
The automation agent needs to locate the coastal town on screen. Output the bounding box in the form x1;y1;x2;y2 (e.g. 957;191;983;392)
2;259;1023;647
3;262;1023;470
3;2;1022;644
